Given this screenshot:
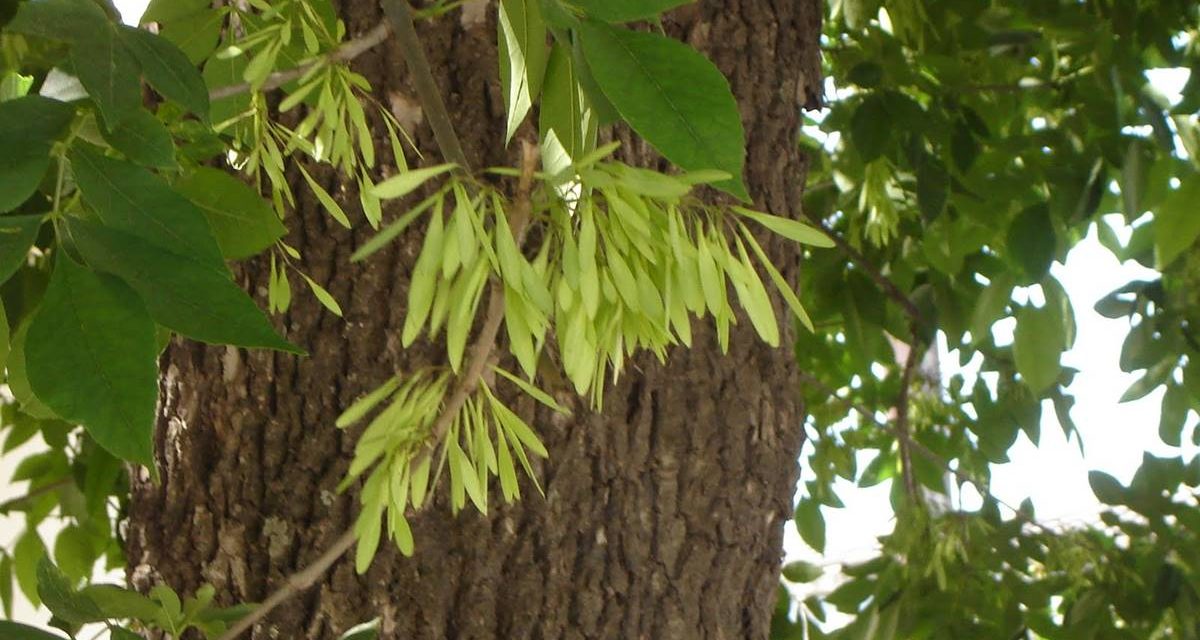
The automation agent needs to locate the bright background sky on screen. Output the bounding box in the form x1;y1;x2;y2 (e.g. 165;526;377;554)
2;0;1198;630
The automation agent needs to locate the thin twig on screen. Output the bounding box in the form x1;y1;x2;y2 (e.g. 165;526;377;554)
796;370;1039;526
208;22;392;101
380;0;471;172
214;529;357;640
410;141;539;468
0;477;72;514
894;338;922;505
214;6;519;637
801;212;927;329
216;144;540;640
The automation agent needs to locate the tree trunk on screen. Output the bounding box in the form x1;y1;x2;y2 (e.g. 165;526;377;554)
127;1;823;638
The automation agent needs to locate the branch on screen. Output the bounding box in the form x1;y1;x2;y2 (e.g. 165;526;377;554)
215;529;357;640
215;143;540;640
410;141;539;468
894;339;922;505
215;6;517;636
797;370;1018;520
208;22;392;101
0;477;72;514
379;0;471;172
801;212;928;329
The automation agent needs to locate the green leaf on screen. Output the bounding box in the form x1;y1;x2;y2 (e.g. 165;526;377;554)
1007;204;1056;284
782;560;824;584
70;25;143;127
25;255;158;465
1159;385;1189;447
498;0;548;143
567;0;694;22
298;164;352;228
729;242;779;346
336;378;400;428
0;215;44;282
69;144;225;266
1012;305;1065;395
0;621;66;640
52;526;93;583
36;557;103;626
916;155;949;220
401;207;444;346
117;26;210;120
99;107;176;168
142;0;210;24
6;0;109;44
159;6;224;65
13;531;45;608
970;272;1013;344
174;167;286;259
303;274;343;317
369;164;456;201
950;119;980;172
0;553;10;618
488;392;548;458
0;96;75;212
203;47;249;125
577;21;747;199
539;43;591;175
351;192;440;262
353;509;382;574
1088;471;1126;505
733;207;834;247
6;322;60;420
0;294;8;374
339;618;380;640
1154;175;1200;268
492;366;568;413
80;584;161;621
570;40;620;126
849;94;891;163
794;498;826;553
69;218;302;354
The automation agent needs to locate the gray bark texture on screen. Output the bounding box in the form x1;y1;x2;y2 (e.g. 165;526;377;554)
127;1;824;638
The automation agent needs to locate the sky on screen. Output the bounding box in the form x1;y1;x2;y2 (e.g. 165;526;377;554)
2;0;1197;629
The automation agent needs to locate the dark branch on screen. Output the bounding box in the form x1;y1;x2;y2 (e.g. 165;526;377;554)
208;22;392;101
380;0;471;172
801;212;928;329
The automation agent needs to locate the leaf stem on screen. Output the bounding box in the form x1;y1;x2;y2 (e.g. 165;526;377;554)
379;0;471;172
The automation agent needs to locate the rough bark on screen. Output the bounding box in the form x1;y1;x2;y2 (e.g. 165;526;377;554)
127;1;823;638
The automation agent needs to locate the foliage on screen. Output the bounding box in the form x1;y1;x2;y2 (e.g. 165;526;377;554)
770;0;1200;636
0;0;827;636
1;0;1197;637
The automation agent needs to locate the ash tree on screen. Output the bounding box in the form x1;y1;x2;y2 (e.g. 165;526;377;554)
0;0;1198;639
0;0;826;638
